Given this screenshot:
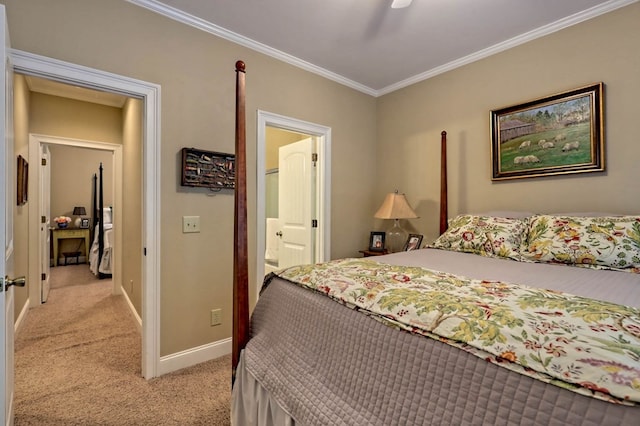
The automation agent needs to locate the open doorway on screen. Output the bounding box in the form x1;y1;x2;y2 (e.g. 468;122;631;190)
12;49;161;379
29;134;121;304
256;111;332;297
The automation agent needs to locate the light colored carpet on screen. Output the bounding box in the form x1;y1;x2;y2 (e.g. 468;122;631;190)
15;264;231;425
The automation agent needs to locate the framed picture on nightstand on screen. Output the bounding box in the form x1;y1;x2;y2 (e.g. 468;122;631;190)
369;231;385;252
403;234;423;251
80;218;90;229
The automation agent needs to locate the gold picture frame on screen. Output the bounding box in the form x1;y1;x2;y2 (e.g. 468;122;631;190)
491;82;604;180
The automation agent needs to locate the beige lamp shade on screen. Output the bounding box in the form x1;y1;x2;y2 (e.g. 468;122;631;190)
374;192;418;220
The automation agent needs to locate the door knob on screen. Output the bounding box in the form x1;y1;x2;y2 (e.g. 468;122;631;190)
275;231;283;237
3;276;26;292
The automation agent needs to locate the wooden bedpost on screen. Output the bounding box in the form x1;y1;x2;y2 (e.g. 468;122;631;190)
232;60;249;384
439;131;448;235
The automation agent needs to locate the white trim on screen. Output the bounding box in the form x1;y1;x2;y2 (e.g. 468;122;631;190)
377;0;639;95
13;297;29;335
27;134;122;306
127;0;637;97
158;339;231;376
126;0;376;96
11;49;162;379
120;281;142;332
256;111;331;299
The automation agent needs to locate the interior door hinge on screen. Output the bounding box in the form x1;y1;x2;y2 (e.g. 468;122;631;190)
42;273;47;281
312;153;318;167
42;158;47;166
312;219;318;228
41;216;46;224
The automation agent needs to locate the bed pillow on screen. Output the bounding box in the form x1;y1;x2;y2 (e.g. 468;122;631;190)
472;211;534;219
522;215;640;271
430;214;527;261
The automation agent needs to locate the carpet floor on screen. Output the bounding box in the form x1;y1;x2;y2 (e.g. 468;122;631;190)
14;264;231;425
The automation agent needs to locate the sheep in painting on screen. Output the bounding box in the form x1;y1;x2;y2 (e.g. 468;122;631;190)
518;140;531;149
537;139;547;147
562;141;580;152
514;155;540;165
555;134;567;142
541;141;555;149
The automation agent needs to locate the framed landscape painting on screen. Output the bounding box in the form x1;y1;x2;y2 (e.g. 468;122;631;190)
491;83;604;181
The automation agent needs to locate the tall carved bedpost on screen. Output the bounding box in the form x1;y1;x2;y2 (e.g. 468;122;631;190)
439;131;448;235
232;60;249;383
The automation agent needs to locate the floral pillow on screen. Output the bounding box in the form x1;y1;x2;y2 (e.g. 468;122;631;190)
430;215;527;261
522;215;640;272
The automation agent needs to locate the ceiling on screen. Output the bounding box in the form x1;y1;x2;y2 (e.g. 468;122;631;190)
130;0;636;96
23;0;636;103
25;76;128;108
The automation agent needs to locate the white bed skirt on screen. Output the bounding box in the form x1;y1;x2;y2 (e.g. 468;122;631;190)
231;351;295;426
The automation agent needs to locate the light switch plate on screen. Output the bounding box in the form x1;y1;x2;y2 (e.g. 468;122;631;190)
182;216;200;233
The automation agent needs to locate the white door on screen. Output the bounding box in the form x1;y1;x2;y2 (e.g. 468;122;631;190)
40;145;51;302
277;138;315;269
0;5;15;425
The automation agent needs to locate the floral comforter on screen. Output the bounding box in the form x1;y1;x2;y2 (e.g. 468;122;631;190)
275;258;640;405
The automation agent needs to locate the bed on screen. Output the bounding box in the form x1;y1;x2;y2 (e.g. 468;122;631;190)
89;163;113;278
229;63;640;424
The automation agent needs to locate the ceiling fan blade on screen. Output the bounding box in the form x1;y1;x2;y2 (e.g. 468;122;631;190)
391;0;412;8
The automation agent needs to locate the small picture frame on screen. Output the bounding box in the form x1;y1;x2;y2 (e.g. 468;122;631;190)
16;155;28;206
80;218;90;229
403;234;423;251
369;231;385;252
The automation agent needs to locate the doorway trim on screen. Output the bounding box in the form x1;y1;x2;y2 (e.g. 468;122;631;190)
12;49;161;379
256;110;331;297
28;134;123;301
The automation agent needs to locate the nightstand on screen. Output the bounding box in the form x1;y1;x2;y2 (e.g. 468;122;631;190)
52;227;91;266
359;249;389;257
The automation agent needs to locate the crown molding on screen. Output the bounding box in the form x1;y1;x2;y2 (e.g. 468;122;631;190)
128;0;637;98
126;0;377;96
376;0;639;96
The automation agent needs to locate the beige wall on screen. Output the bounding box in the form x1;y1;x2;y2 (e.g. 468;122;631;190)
12;74;30;318
29;92;123;144
48;145;113;222
265;127;308;170
121;98;143;313
377;3;640;243
2;0;377;356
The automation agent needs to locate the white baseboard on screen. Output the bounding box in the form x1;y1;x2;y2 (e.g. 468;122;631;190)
14;297;30;334
158;338;232;376
119;284;142;332
117;282;231;377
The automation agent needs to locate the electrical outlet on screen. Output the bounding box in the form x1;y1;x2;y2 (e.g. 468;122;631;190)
182;216;200;233
210;309;222;326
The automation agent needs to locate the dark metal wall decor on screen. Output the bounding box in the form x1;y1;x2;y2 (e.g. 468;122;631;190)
181;147;235;190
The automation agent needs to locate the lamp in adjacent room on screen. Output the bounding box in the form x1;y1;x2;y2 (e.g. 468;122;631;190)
72;206;87;228
374;191;418;253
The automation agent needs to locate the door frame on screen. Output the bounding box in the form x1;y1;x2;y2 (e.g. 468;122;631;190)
11;49;161;379
256;110;331;298
28;134;123;303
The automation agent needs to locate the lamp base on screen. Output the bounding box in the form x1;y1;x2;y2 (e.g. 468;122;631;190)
386;219;408;253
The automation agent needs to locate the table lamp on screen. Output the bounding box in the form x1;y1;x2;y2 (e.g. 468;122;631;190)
374;191;418;253
73;206;87;228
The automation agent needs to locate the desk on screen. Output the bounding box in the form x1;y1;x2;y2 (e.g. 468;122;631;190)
52;227;90;267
